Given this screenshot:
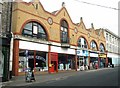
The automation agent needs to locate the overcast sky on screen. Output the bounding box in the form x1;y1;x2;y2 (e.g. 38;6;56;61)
23;0;119;36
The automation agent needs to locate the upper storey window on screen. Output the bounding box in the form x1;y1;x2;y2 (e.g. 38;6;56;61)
22;22;48;40
90;40;97;50
106;33;108;41
99;43;105;52
60;20;69;43
78;37;88;49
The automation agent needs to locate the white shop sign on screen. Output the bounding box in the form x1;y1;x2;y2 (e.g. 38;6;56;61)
19;40;48;52
51;46;75;55
107;53;118;58
90;53;98;57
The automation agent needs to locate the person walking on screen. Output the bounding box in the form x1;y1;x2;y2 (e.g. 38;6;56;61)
31;67;36;81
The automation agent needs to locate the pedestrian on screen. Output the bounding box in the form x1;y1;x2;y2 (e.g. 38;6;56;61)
95;63;98;69
31;67;36;81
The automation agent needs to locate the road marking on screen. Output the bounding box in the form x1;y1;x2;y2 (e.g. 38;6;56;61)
86;70;97;72
86;68;114;72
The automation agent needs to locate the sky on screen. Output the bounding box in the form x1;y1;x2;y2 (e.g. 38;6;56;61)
23;0;119;36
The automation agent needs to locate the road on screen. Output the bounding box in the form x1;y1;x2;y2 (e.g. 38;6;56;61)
26;67;119;86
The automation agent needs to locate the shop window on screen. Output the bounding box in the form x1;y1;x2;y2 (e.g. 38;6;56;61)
22;22;48;40
60;20;69;43
99;43;105;52
78;37;88;49
19;50;47;72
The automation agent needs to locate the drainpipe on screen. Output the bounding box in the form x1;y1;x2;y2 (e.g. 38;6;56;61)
9;1;13;79
9;32;13;79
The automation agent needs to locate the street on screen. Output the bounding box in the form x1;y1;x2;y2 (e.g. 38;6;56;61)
2;67;119;88
25;67;119;86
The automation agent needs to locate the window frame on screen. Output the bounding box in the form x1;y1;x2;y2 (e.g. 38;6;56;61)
60;20;69;43
90;40;97;50
22;22;47;40
99;43;105;52
78;37;88;49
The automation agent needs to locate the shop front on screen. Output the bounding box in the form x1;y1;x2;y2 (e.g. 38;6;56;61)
0;44;3;81
89;51;99;69
99;53;107;68
107;52;119;67
58;54;75;71
51;46;76;72
1;37;11;81
77;50;89;71
19;50;48;73
13;40;49;76
49;52;58;73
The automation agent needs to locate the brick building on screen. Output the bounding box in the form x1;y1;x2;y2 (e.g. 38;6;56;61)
12;0;107;76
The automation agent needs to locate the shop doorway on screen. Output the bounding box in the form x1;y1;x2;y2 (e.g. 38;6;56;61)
90;57;98;69
99;58;106;68
108;57;112;65
50;52;58;73
50;61;57;72
77;57;84;71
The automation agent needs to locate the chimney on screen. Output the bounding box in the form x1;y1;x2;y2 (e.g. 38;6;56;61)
62;2;65;7
80;17;83;22
91;23;94;29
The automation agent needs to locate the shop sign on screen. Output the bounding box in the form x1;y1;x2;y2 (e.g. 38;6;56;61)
99;54;106;58
77;50;88;56
90;52;98;57
28;55;46;62
51;46;75;55
19;40;48;52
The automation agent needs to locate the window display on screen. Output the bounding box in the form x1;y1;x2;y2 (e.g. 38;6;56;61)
19;56;27;72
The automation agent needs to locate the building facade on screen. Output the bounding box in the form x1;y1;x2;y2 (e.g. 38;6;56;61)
0;0;3;82
12;0;107;76
103;29;120;66
1;1;12;82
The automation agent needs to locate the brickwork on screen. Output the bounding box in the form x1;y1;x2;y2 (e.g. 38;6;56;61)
12;0;106;49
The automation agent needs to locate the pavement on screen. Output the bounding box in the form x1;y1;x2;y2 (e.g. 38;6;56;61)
1;67;114;87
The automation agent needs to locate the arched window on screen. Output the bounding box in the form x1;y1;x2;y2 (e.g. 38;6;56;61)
78;37;88;49
60;20;68;43
99;43;105;52
22;22;48;40
90;40;97;50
